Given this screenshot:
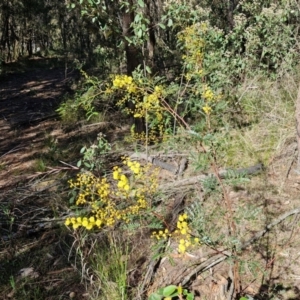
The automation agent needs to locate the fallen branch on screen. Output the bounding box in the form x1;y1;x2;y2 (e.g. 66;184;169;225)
130;152;263;185
159;163;264;190
130;152;180;174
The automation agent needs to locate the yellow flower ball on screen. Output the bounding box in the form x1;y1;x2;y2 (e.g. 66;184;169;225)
203;104;212;115
65;218;71;226
118;181;125;189
120;174;128;182
86;223;93;230
178;244;186;254
73;223;80;229
181;228;187;235
113;170;120;180
185;240;191;247
82;219;88;228
178;215;184;222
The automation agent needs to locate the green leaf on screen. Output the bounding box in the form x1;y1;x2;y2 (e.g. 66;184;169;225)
125;36;132;44
84;162;91;168
186;293;195;300
134;14;141;23
158;23;166;29
148;293;162;300
80;147;86;154
167;19;173;27
138;0;144;8
137;28;143;38
69;190;77;204
162;285;177;297
71;3;75;8
239;297;248;300
77;160;82;167
145;66;152;74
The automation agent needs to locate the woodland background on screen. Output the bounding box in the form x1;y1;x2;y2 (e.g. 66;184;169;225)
1;1;300;300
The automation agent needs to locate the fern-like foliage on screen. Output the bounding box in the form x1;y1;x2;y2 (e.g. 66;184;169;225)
222;169;250;185
186;201;214;246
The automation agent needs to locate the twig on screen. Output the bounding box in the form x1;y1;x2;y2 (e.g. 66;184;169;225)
279;144;297;192
137;239;170;299
227;266;234;300
176;206;300;286
0;145;25;159
59;160;79;169
240;206;300;250
181;251;231;285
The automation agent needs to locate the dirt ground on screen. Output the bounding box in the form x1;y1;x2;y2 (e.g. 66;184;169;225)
0;58;88;299
1;58;300;300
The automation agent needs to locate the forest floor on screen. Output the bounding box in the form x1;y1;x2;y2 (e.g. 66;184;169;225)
1;58;300;300
0;57;88;299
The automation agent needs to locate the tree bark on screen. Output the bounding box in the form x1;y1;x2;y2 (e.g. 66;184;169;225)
121;2;145;134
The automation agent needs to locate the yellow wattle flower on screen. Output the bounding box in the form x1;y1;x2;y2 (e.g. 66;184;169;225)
178;244;186;253
203;105;212;115
113;170;120;180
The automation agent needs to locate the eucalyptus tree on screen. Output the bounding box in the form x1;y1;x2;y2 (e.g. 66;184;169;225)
0;0;103;62
68;0;163;76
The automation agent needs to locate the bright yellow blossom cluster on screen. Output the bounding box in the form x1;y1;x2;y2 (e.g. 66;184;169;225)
123;158;141;175
106;74;169;143
178;23;223;116
65;216;102;230
65;158;158;231
112;75;137;94
203;86;214;102
113;167;130;192
175;213;199;253
151;213;200;254
68;173;110;206
134;85;163;119
122;157;158;195
201;85;221;115
151;228;171;240
178;23;207;74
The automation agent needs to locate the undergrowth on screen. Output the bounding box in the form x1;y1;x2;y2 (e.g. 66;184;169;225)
59;14;300;299
2;1;300;299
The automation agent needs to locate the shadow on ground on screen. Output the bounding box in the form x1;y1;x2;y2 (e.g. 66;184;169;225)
0;58;87;300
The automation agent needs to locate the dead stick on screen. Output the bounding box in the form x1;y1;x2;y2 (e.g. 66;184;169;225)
180;206;300;285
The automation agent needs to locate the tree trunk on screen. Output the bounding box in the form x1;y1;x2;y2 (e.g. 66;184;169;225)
145;0;156;71
121;3;145;134
227;0;237;30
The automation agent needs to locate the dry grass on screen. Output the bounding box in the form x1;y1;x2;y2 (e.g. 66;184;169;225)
222;73;297;168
